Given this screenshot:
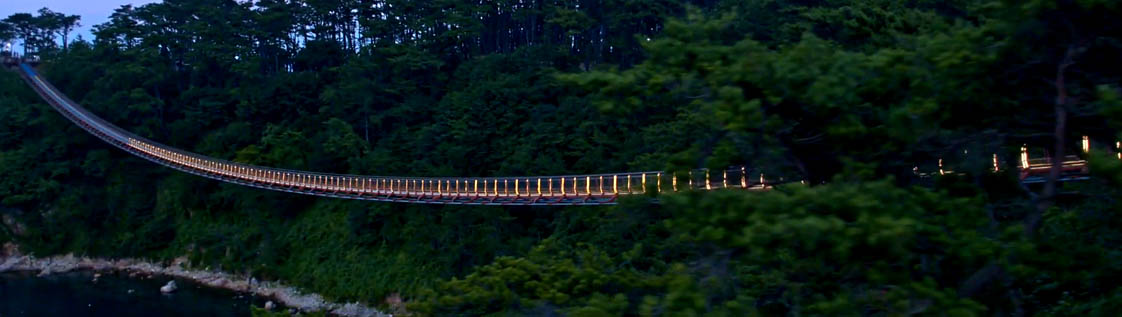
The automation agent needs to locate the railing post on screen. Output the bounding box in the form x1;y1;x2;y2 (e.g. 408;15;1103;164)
740;167;746;188
705;169;711;190
672;172;678;192
612;175;618;194
640;173;645;194
598;176;604;195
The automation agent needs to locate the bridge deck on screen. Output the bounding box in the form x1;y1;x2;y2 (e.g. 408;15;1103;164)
12;63;1091;205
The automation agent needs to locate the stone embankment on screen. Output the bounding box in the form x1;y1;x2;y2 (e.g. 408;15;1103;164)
1;243;386;317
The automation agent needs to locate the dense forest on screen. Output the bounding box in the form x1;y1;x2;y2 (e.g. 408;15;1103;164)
4;0;1122;315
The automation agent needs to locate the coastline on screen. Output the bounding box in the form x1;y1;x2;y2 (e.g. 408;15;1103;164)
0;251;387;317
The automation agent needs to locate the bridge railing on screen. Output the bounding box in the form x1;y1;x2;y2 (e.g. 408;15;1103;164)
17;62;1110;205
125;136;773;198
22;55;775;201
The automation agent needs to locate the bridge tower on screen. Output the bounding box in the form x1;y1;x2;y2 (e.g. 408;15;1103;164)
1;43;15;68
1;42;40;68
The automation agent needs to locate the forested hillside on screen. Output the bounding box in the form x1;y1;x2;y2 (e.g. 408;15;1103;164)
4;0;1122;315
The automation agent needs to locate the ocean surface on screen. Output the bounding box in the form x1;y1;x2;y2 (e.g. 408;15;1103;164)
0;270;274;316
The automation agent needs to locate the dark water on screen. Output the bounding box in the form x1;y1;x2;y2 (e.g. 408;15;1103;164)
0;270;274;316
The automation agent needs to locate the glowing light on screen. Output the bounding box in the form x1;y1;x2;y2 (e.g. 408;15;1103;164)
741;167;747;188
627;175;632;194
585;176;591;195
613;175;618;194
1083;136;1090;153
705;170;711;190
1021;145;1029;170
640;173;646;193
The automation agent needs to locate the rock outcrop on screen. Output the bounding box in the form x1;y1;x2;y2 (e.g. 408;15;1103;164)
160;280;178;293
0;252;387;316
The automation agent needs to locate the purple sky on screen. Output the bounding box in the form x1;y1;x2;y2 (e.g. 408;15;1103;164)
3;0;161;43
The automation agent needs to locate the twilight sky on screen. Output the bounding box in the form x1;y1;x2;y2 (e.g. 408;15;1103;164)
2;0;161;43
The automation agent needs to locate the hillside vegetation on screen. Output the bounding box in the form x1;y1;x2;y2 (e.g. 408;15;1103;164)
5;0;1122;315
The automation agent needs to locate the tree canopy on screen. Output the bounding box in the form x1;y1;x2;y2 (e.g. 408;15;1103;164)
4;0;1122;315
2;8;80;55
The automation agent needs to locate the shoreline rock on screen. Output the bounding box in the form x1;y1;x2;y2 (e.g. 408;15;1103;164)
0;253;387;317
161;280;178;293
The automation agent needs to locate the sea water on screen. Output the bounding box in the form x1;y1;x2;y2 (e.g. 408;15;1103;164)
0;270;275;316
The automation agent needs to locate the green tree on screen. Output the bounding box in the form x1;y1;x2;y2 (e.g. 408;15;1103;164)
3;13;37;55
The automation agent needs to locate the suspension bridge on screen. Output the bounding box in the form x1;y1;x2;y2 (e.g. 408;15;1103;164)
7;62;1096;205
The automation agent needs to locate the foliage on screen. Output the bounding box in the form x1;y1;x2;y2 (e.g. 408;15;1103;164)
2;8;80;55
3;0;1122;315
416;181;996;315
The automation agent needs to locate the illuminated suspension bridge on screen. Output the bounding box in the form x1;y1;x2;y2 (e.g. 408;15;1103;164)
8;63;1097;205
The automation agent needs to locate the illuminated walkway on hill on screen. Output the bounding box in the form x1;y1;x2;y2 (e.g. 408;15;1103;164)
11;63;1092;205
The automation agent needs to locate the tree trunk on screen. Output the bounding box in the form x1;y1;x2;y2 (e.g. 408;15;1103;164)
961;47;1078;308
1026;47;1075;237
